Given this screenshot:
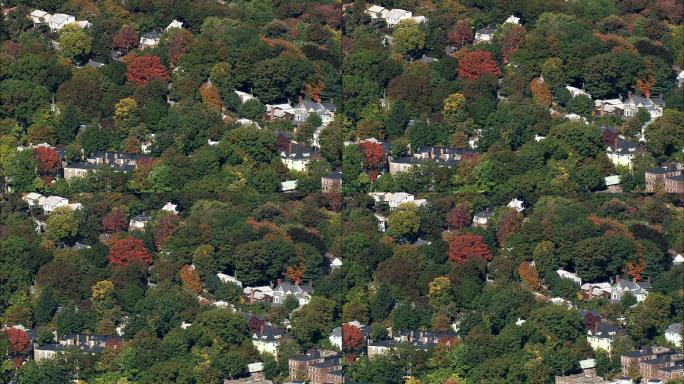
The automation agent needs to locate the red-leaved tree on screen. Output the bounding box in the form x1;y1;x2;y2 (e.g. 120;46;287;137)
4;328;30;354
446;204;471;229
126;55;170;85
113;25;139;53
448;233;492;264
168;29;193;68
358;141;385;169
108;237;152;266
33;147;61;175
154;213;182;251
448;19;473;47
457;50;501;80
496;208;523;247
500;25;526;64
342;324;364;352
102;207;128;233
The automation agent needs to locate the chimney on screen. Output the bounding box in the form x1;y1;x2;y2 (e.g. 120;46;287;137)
615;275;620;284
633;277;637;283
277;278;283;286
588;285;593;300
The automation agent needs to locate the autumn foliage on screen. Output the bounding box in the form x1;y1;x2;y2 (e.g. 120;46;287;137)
496;208;524;247
199;83;222;112
126;55;170;85
33;147;61;174
448;19;473;47
500;25;526;64
4;328;30;354
446;204;471;230
342;324;364;351
112;25;139;52
358;141;385;169
102;207;128;233
179;264;202;295
518;261;541;290
168;29;193;68
154;213;182;251
448;233;492;264
108;236;152;266
457;50;501;80
530;77;552;107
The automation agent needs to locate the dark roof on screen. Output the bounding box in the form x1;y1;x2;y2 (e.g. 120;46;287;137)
646;164;678;174
323;171;342;180
667;174;684;181
390;156;420;164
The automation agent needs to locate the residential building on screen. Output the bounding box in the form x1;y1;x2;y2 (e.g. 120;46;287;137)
34;333;121;362
475;25;496;43
367;340;399;357
605;175;623;193
217;272;243;287
272;280;313;307
288;351;325;380
22;192;44;208
280;142;316;172
47;13;76;31
566;85;592;99
472;210;494;227
281;180;298;193
557;269;582;285
252;323;283;356
139;31;163;49
610;277;651;302
645;165;684;193
586;319;622;354
665;323;682;347
389;156;420;174
329;326;342;350
308;358;342;384
235;90;256;104
505;14;521;24
507;197;525;212
162;202;179;214
166;19;183;30
265;103;295;122
677;70;684;88
321;171;342;193
606;137;640;168
623;95;664;120
128;214;151;231
582;282;613;300
594;99;625;117
243;286;274;304
293;100;336;127
366;4;388;19
42;196;69;213
29;9;50;25
621;346;683;382
368;192;426;210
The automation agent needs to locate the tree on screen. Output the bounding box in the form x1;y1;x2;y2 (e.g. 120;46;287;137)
0;79;50;124
448;19;473;47
108;237;153;266
59;25;92;61
457;50;500;80
627;293;673;344
388;206;421;240
443;93;467;122
4;327;30;354
291;296;336;346
645;110;684;161
168;29;193;68
237;98;266;120
446;204;471;230
392;20;426;57
154;213;182;251
530;77;552;107
342;323;364;352
371;283;394;321
496;209;523;247
358;141;385;169
500;24;526;64
179;265;201;295
45;204;77;237
102;207;128;233
33;147;60;175
518;261;541;290
566;95;593;117
199;83;222;112
126;55;170;85
112;25;138;53
448;233;492;264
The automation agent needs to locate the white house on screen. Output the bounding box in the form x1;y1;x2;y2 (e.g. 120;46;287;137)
280;180;298;193
385;9;412;27
166;19;183;30
272;280;313;307
293;100;336;127
217;272;243;287
472;210;494;227
234;90;256;104
474;26;496;43
139;31;163;49
48;13;76;31
368;192;426;210
366;5;388;19
252;323;282;356
606;137;639;169
507;198;525;212
557;269;582;285
330;257;342;270
677;70;684;88
565;85;592;99
374;213;388;232
665;323;682;347
128;214;151;231
22;192;44;208
504;15;520;24
29;9;50;25
329;326;342;350
587;321;621;353
623;95;664;120
610;277;650;302
162;202;178;214
42;196;69;213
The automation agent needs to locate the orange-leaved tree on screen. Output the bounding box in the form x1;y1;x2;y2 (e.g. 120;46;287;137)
126;55;169;85
448;233;492;264
108;236;152;266
457;50;500;80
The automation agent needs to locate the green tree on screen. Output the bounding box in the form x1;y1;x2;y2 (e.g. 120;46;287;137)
59;25;93;61
392;20;426;57
46;207;80;242
4;149;37;192
290;296;336;347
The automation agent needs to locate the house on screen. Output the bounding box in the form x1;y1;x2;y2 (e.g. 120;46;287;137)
557;269;582;285
22;192;44;208
42;196;69;213
243;286;274;304
504;14;521;24
374;213;388;232
217;272;243;287
565;85;592;99
34;333;121;362
265;103;295;122
139;31;163;49
162;202;178;214
307;358;342;384
605;175;622;193
475;25;497;43
388;156;419;174
621;347;683;382
581;282;613;300
385;9;412;27
288;351;338;381
677;70;684;88
29;9;50;25
329;326;342;350
671;250;684;265
128;214;151;231
235;90;256;104
272;280;313;307
280;143;316;172
47;13;76;31
321;171;342;193
368;192;426;210
367;340;399;357
86;59;105;69
166;19;183;30
366;5;388;19
329;257;342;270
281;180;298;193
252;323;283;356
586;318;622;353
413;146;473;162
606;137;640;168
645;165;684;193
507;198;525;212
472;210;494;227
293;100;336;127
665;323;682;347
623;95;664;120
610;276;651;302
594;99;624;117
235;118;261;128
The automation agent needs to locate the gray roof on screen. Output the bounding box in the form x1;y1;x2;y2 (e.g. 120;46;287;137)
667;323;682;334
